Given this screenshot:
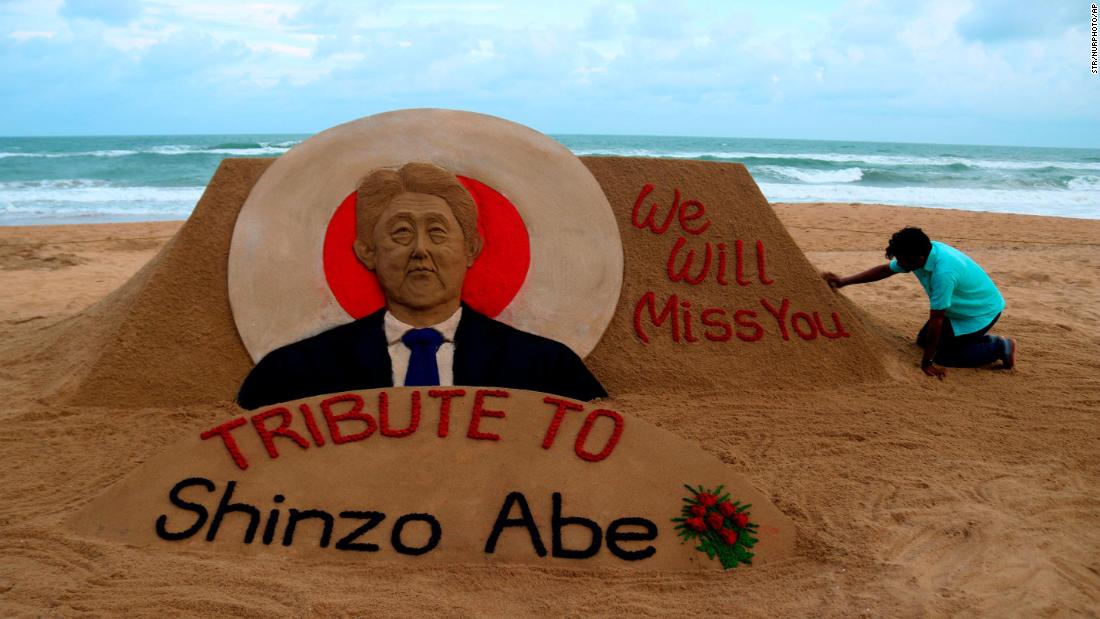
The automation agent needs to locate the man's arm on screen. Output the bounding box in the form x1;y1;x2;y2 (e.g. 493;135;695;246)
821;264;896;289
920;310;947;379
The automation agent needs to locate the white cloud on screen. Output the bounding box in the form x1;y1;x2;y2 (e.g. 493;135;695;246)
156;1;298;29
467;39;496;61
247;41;312;58
0;0;1095;145
9;30;56;41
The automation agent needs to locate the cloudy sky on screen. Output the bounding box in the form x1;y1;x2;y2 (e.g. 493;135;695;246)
1;0;1096;146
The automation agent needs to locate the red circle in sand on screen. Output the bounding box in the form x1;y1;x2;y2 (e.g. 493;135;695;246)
323;176;531;319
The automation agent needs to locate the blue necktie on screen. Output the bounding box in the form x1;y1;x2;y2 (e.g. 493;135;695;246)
402;328;445;387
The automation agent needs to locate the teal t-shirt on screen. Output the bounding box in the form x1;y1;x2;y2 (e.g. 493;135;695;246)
889;241;1005;335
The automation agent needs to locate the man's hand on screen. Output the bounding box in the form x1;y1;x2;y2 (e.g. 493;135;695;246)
921;310;947;380
820;265;896;289
921;363;946;379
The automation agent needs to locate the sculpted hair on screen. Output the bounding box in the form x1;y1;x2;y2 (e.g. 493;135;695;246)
356;162;481;255
886;227;932;260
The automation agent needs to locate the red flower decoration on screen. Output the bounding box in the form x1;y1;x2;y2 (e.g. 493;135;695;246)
705;512;725;530
697;493;718;507
719;528;738;545
675;484;759;571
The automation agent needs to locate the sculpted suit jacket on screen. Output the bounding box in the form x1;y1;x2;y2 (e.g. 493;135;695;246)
237;306;607;410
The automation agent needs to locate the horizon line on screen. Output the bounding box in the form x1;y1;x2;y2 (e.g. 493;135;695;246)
0;132;1096;152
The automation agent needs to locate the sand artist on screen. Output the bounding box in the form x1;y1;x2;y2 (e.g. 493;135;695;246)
237;162;607;409
821;226;1016;378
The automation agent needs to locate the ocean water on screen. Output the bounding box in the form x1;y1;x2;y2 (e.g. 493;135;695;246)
0;134;1097;225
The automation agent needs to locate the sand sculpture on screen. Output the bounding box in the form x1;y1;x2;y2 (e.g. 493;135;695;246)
229;110;622;364
73;387;793;569
236;160;606;409
58;109;895;570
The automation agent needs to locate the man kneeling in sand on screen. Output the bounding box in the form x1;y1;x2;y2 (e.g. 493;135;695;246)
237;162;607;409
821;227;1016;379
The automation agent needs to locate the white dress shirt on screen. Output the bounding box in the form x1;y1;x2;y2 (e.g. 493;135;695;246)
383;307;462;387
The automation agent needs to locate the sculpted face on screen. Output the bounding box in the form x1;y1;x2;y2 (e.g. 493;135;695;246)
360;192;476;323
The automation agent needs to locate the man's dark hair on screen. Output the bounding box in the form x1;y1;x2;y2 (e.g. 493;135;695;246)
886;227;932;259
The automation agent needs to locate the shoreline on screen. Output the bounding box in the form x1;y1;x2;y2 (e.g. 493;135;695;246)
3;199;1100;228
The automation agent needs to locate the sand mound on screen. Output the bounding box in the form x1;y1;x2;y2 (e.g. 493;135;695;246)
582;157;889;393
32;159;266;407
24;156;889;408
71;386;795;569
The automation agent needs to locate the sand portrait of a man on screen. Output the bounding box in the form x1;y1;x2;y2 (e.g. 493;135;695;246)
237;162;607;410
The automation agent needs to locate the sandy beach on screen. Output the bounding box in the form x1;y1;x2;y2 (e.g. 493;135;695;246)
1;202;1098;616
